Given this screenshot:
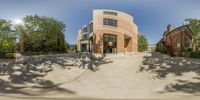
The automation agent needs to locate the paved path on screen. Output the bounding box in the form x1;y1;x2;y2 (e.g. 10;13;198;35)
60;52;200;100
1;52;200;100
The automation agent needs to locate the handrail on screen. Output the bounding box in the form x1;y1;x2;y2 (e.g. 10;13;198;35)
161;41;175;56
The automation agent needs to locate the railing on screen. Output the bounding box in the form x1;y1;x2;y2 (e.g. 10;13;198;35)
162;41;175;56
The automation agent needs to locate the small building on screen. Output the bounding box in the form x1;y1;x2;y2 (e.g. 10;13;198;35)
157;24;193;56
148;44;156;51
77;9;138;57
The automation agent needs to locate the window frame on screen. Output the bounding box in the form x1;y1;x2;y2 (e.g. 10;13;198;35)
103;18;118;27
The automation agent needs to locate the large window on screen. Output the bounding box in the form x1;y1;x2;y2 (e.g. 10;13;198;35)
103;18;117;27
82;34;89;40
103;34;117;53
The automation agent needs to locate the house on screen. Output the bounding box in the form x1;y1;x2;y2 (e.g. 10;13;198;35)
77;9;138;57
157;24;193;56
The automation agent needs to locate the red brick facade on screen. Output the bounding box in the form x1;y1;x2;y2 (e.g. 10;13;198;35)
158;24;193;56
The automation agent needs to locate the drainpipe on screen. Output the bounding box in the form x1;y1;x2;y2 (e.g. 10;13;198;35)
179;28;184;52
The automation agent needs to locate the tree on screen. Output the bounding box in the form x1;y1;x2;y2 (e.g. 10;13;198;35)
0;19;16;57
138;34;148;52
16;15;66;52
185;18;200;51
63;41;70;52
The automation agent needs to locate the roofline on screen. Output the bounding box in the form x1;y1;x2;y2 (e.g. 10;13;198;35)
165;25;193;37
93;9;134;20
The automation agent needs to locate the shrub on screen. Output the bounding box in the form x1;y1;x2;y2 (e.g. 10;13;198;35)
5;53;15;59
0;52;14;59
0;52;6;58
191;51;200;58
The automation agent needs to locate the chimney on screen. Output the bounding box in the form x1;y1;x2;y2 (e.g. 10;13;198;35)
167;24;173;32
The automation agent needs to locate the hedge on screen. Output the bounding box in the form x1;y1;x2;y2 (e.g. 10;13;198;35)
191;51;200;58
0;52;15;59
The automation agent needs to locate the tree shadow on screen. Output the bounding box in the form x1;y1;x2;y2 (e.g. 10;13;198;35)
65;52;113;72
139;52;200;94
0;52;113;96
0;54;78;96
164;79;200;94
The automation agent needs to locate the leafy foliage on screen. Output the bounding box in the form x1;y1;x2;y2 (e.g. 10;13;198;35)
138;34;148;52
0;19;16;58
16;15;66;52
185;18;200;51
191;51;200;58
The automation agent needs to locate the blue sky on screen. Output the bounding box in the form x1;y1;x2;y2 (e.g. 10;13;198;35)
0;0;200;44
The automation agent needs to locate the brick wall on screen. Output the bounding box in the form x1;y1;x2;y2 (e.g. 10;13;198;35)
92;9;138;54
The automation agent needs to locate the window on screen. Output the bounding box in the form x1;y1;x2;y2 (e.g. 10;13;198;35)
83;27;88;33
103;11;118;16
175;39;180;48
103;18;117;27
103;34;117;53
88;23;93;33
82;34;88;39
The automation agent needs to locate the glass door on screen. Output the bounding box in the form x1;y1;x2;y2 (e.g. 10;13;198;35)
103;34;117;53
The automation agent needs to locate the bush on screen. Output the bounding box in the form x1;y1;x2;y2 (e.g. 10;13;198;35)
5;53;15;59
0;52;15;59
191;51;200;58
0;52;6;58
21;51;67;56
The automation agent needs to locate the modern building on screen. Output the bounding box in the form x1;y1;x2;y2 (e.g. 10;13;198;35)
77;9;138;57
157;24;193;56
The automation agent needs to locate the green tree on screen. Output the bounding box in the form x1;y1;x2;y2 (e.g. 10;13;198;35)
63;41;70;52
185;18;200;51
0;19;16;57
16;15;66;52
138;34;148;52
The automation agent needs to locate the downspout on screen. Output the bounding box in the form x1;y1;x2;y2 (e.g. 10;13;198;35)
178;28;183;52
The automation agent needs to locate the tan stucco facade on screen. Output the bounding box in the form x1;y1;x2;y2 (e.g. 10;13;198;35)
77;9;138;57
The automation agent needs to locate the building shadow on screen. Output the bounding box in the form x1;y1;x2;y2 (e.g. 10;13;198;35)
138;52;200;94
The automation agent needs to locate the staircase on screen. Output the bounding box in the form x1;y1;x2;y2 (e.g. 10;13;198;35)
161;41;175;56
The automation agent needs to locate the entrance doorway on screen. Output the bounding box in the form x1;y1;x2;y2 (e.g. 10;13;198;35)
81;44;87;52
103;34;117;53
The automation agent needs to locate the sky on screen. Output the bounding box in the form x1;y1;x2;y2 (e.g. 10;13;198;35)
0;0;200;44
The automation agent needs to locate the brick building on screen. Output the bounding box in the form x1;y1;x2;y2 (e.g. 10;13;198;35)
157;24;193;56
77;9;138;57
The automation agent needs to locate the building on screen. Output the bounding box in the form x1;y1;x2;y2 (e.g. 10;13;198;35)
157;24;193;56
77;9;138;57
148;44;156;51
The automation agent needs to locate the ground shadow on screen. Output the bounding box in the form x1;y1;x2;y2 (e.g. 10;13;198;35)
66;52;113;72
164;79;200;94
0;52;113;96
139;52;200;94
0;53;80;96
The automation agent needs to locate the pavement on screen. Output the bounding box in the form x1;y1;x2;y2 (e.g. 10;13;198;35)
0;52;200;100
